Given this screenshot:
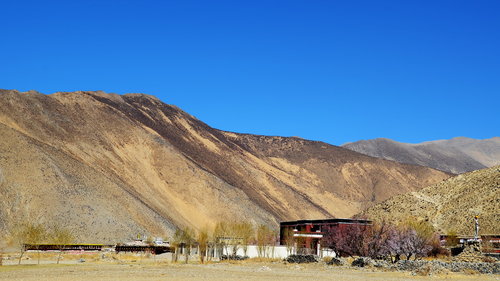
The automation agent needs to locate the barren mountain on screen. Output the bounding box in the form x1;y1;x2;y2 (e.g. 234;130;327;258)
361;166;500;235
0;90;451;242
342;137;500;174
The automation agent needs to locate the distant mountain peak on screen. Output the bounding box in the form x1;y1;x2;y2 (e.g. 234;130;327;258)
342;137;500;174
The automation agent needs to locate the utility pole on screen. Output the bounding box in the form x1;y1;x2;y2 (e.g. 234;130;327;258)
474;216;479;241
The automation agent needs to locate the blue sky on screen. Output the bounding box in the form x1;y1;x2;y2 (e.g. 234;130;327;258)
1;0;499;145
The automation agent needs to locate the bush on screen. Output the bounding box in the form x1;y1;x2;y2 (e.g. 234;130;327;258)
221;254;248;261
351;257;373;267
285;254;319;263
450;246;464;256
326;257;344;266
445;230;459;247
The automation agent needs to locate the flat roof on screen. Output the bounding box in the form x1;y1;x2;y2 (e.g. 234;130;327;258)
280;218;372;226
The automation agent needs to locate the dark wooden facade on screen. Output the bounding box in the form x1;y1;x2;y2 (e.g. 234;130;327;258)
115;245;174;254
279;218;372;253
24;243;174;254
24;244;106;251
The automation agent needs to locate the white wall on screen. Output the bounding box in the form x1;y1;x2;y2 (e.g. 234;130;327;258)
220;245;335;259
321;248;336;258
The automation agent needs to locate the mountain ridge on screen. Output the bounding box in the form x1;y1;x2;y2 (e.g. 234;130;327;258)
0;89;451;242
361;165;500;235
342;137;500;174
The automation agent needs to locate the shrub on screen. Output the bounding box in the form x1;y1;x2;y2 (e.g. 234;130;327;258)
326;257;344;266
221;254;248;261
445;230;459;247
351;257;373;267
285;254;319;263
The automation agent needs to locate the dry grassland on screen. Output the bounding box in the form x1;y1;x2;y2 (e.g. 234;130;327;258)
0;253;497;281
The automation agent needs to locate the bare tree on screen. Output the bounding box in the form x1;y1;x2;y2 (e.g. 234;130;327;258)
172;229;183;262
212;221;254;258
49;225;74;264
239;222;254;257
282;228;295;255
256;224;275;258
197;228;209;263
11;222;47;264
231;222;253;256
172;227;195;263
182;227;195;263
213;222;230;258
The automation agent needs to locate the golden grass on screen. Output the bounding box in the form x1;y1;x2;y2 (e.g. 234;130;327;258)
322;256;333;263
463;268;479;275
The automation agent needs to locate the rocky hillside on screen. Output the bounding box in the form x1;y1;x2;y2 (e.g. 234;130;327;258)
362;166;500;235
342;137;500;174
0;90;451;242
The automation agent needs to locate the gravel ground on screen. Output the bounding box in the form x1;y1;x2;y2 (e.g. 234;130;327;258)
0;262;498;281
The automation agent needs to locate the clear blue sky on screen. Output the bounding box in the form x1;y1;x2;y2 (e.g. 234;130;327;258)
1;0;499;145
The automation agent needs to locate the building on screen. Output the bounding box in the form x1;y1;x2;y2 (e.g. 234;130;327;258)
279;218;372;255
439;234;500;256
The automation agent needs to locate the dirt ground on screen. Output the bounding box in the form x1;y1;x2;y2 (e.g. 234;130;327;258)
0;257;498;281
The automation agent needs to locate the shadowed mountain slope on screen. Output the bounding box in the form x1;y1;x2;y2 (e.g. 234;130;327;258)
0;90;451;242
361;166;500;235
342;137;500;174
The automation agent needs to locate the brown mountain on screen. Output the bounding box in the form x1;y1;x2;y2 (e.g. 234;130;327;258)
342;137;500;174
361;165;500;235
0;90;451;242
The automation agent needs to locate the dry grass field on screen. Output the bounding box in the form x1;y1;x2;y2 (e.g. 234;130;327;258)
0;252;497;281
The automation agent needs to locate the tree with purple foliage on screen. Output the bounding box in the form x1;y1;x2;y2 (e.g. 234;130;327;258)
323;224;367;257
323;219;439;261
383;224;433;262
362;221;391;258
384;226;404;262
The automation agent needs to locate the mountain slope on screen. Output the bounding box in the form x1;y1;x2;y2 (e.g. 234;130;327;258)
342;137;500;174
361;166;500;235
0;90;451;242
